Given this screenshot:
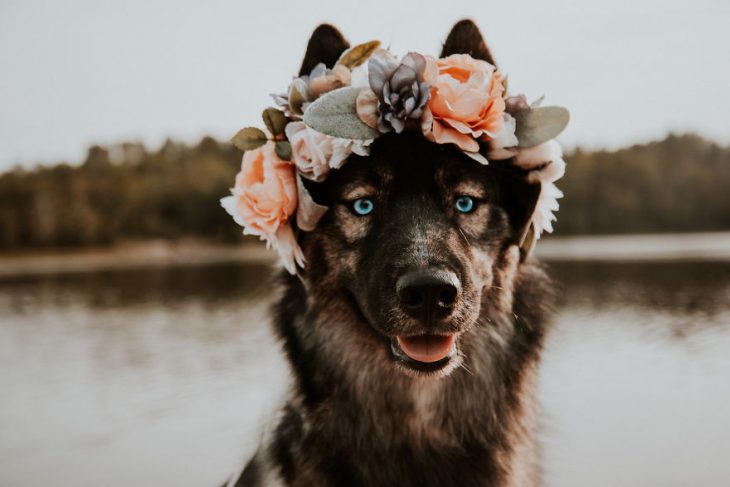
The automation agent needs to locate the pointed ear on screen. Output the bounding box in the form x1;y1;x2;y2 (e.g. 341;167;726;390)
440;19;496;66
299;24;350;76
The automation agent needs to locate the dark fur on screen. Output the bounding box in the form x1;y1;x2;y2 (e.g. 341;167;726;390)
229;20;554;487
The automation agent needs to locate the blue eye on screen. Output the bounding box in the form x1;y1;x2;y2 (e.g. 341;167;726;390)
352;198;374;216
455;195;475;213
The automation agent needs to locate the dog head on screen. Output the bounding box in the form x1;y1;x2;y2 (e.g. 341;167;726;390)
296;21;541;377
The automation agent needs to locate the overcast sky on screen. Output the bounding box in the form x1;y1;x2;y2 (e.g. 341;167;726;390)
1;0;728;170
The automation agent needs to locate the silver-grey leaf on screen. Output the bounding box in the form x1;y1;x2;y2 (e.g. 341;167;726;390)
303;87;379;140
514;106;570;148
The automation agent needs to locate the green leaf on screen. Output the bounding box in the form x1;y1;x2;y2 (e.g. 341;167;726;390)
274;140;292;160
336;40;381;69
303;87;379;140
262;108;288;136
288;79;308;116
231;127;267;151
514;106;570;148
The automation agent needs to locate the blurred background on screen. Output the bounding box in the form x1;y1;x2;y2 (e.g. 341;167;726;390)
1;1;729;486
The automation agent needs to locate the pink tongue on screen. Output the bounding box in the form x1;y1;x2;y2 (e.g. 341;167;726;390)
397;335;455;363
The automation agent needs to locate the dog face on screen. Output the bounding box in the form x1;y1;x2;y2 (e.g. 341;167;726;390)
297;24;540;377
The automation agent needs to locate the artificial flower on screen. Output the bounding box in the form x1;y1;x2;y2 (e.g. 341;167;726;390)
505;94;530;114
361;51;430;133
423;54;506;159
220;142;304;273
228;44;570;269
273;63;351;118
513;139;565;182
269;223;306;274
512;139;566;238
309;64;351;99
286;122;338;182
486;113;519;161
330;138;372;166
286;122;371;182
532;182;563;236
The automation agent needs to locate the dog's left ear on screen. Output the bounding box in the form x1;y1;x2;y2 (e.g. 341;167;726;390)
441;19;496;66
295;24;351;211
299;24;350;76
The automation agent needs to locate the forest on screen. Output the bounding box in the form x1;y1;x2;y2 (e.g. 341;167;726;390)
0;133;728;250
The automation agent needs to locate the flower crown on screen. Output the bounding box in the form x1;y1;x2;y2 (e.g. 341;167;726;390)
221;40;570;274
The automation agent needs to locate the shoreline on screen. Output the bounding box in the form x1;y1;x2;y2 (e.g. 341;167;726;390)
1;232;729;278
535;231;730;261
0;240;275;278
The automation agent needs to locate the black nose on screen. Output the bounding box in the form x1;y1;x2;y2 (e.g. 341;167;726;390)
396;269;460;323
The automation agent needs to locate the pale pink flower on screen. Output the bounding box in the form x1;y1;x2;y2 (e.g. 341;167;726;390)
286;122;336;182
286;122;371;181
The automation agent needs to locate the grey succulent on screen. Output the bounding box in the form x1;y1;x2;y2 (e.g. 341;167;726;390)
368;51;430;133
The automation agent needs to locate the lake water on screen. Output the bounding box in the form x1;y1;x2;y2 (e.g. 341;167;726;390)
1;259;729;487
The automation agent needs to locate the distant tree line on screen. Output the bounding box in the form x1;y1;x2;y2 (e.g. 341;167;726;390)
0;137;242;249
557;134;730;235
0;133;728;250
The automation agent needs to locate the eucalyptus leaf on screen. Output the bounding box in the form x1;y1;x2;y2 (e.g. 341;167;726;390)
296;175;329;232
519;222;537;256
303;87;379;140
274;140;292;160
289;79;308;116
337;40;381;69
262;108;288;136
231;127;267;152
514;106;570;148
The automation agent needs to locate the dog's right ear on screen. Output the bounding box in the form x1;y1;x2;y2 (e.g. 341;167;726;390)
440;19;496;66
298;24;350;76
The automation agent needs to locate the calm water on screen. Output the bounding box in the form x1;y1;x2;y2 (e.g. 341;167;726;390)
1;260;729;487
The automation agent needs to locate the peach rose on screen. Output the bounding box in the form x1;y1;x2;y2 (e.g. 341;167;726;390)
423;54;506;156
220;142;304;273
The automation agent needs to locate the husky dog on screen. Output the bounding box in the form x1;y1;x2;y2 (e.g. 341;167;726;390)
230;20;554;487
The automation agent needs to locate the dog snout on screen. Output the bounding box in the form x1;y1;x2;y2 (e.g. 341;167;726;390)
396;269;460;323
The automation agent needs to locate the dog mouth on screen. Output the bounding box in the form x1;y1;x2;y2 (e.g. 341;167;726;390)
390;334;457;372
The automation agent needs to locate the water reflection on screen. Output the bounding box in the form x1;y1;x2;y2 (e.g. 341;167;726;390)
4;260;727;314
548;260;730;316
0;260;728;487
0;262;276;310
